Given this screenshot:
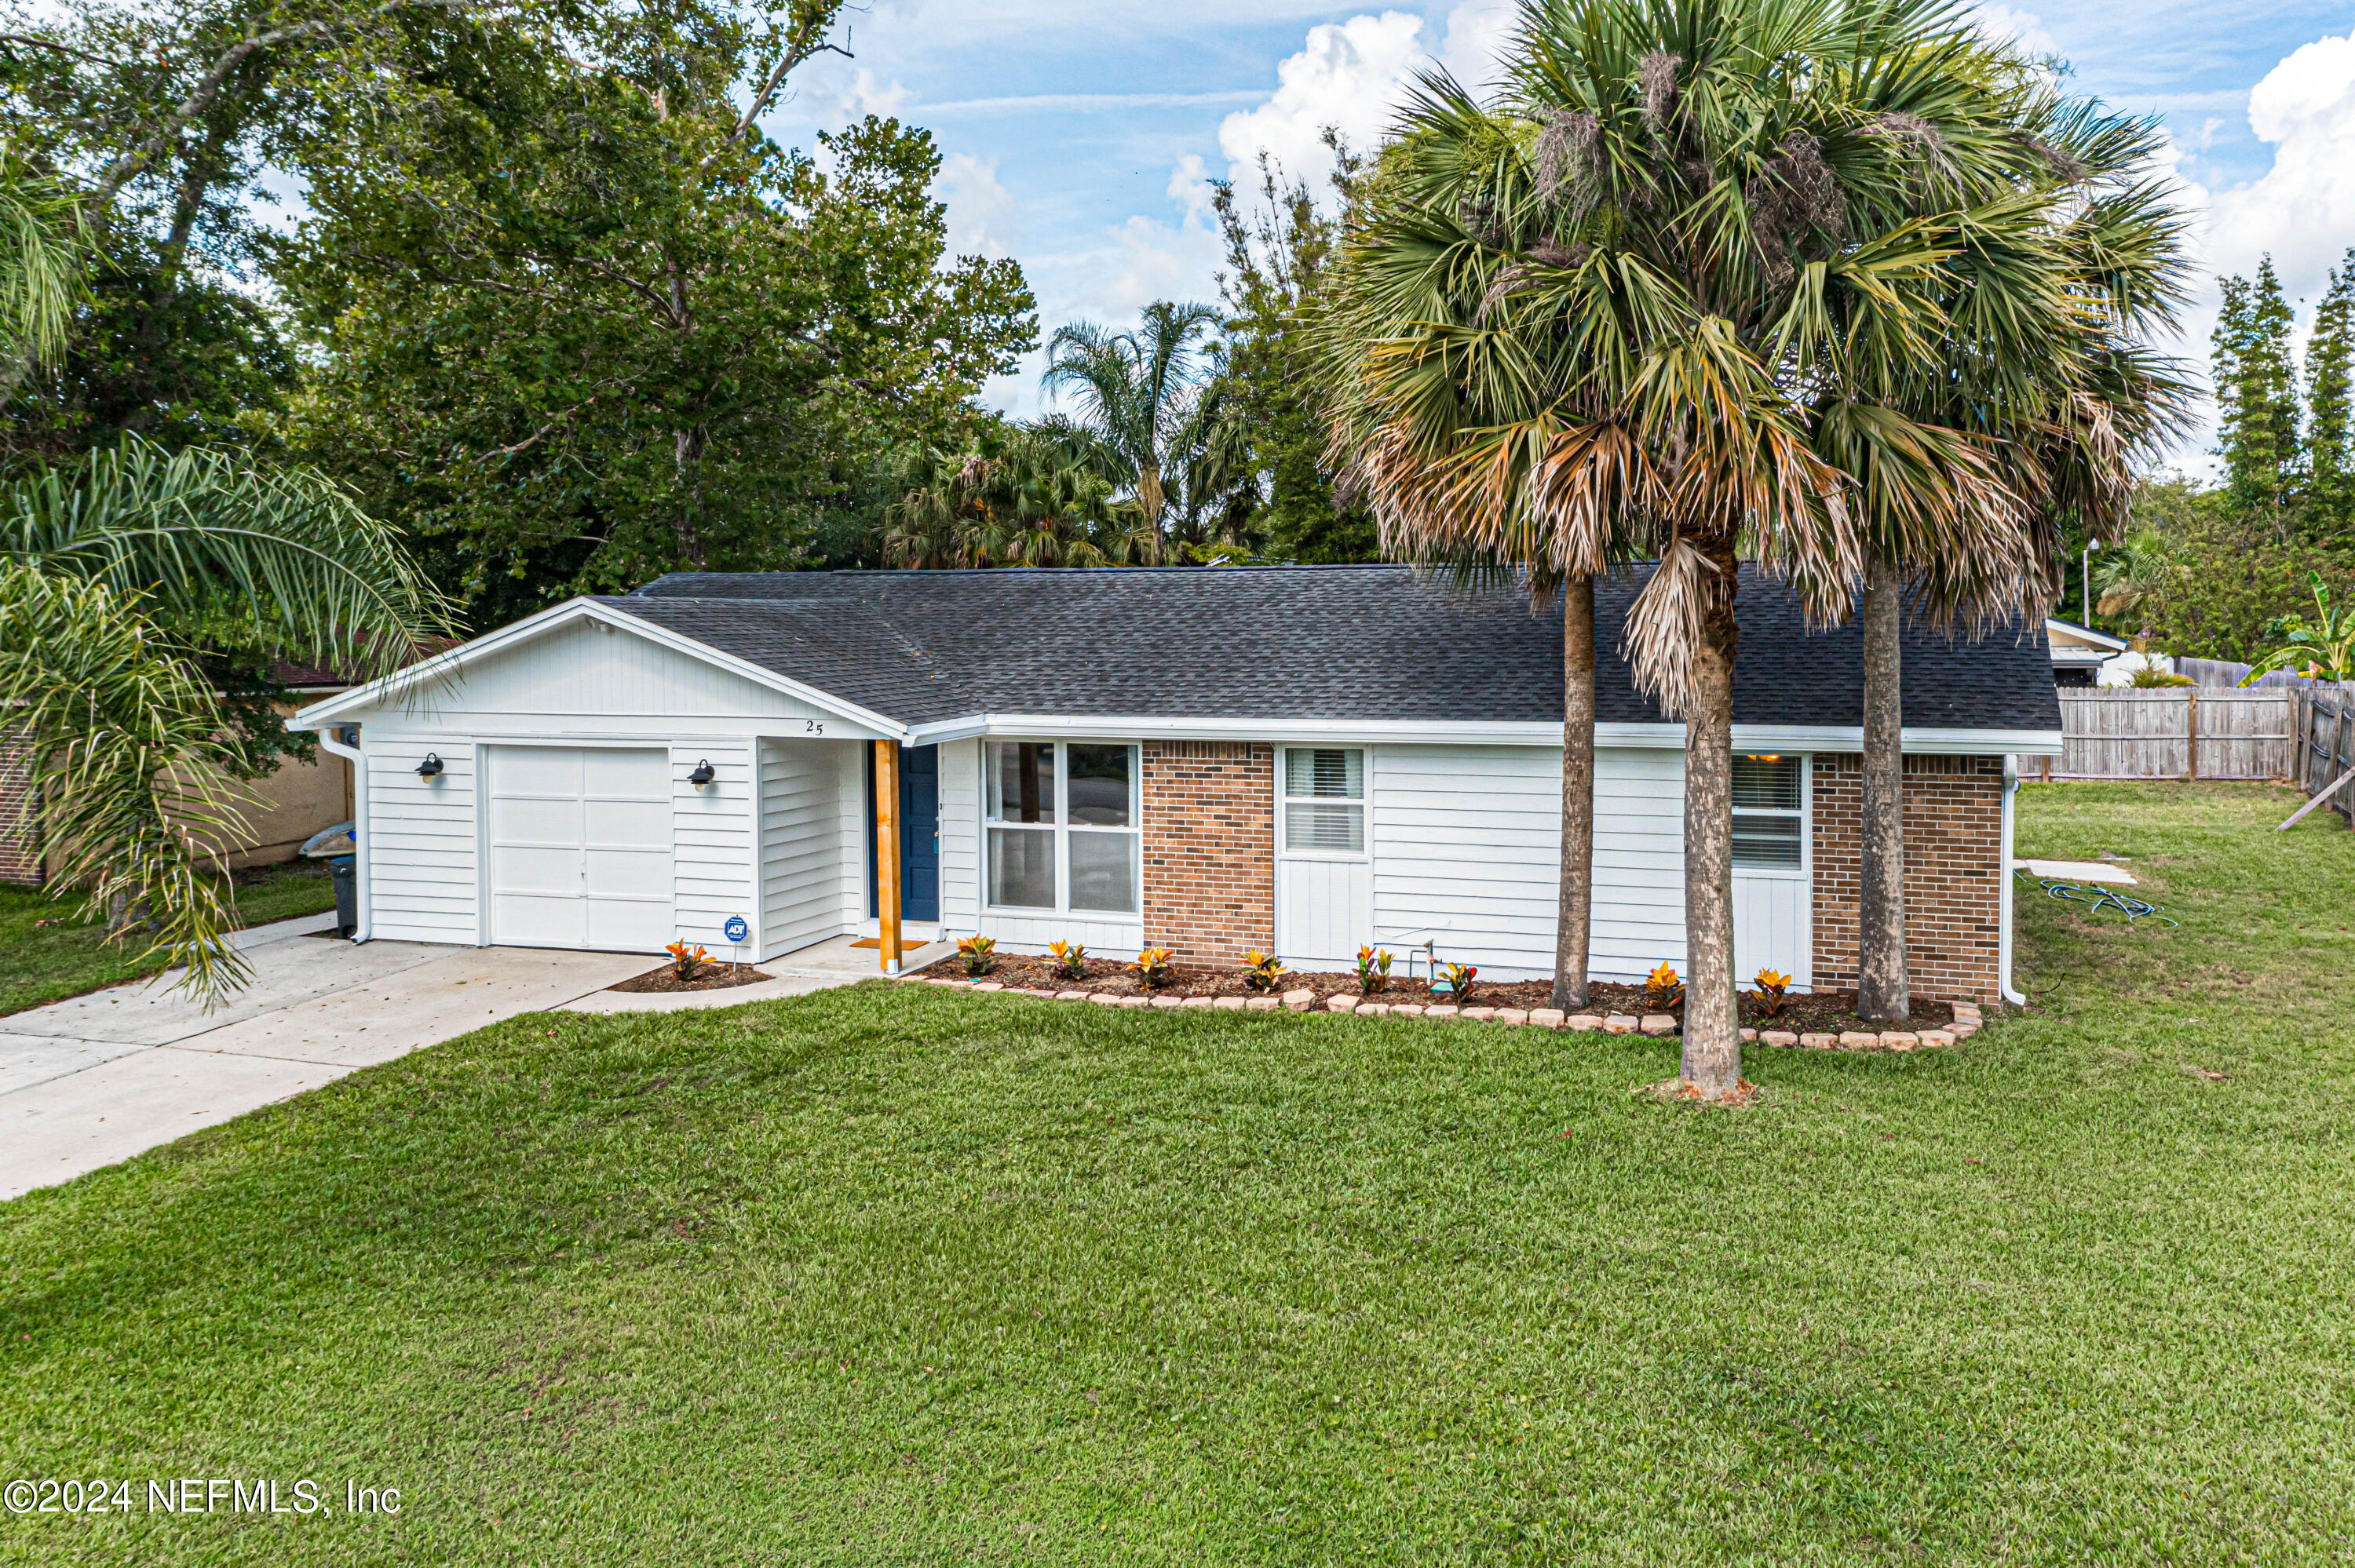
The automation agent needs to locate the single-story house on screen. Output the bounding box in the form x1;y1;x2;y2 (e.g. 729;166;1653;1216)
294;565;2064;1004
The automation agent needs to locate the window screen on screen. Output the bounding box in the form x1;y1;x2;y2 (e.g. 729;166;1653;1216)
1282;748;1366;854
1731;754;1804;869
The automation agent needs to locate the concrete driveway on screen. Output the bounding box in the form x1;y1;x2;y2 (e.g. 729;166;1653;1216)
0;919;645;1200
0;924;956;1202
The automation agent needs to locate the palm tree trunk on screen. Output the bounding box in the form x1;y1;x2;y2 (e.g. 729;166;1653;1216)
1857;548;1909;1022
1552;576;1596;1010
1681;557;1742;1098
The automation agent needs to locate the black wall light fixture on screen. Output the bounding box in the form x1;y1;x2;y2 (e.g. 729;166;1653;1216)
688;759;716;787
416;753;444;779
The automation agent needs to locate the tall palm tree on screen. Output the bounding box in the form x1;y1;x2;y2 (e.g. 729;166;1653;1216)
1838;71;2193;1022
1331;0;2051;1097
2;167;456;1001
1041;301;1244;560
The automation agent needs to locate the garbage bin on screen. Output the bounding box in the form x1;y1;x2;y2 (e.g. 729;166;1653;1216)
330;855;356;938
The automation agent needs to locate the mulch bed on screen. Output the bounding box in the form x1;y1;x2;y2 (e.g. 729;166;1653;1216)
911;954;1952;1033
610;961;774;994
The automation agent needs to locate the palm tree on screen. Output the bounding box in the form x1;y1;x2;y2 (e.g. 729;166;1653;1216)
2;169;456;1001
882;426;1138;569
1835;71;2193;1023
1331;0;2059;1097
1041;302;1250;560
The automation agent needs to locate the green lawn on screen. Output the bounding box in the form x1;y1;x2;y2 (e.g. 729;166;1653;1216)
0;862;339;1018
1;784;2350;1563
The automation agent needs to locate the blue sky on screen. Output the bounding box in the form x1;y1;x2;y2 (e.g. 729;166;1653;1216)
761;1;2355;464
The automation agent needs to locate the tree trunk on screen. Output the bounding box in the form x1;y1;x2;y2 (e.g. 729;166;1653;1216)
1857;548;1909;1023
1680;549;1742;1098
1552;576;1596;1011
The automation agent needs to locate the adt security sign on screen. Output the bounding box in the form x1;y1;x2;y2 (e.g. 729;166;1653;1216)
722;915;750;944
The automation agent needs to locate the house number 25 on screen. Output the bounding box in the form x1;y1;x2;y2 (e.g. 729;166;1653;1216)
805;720;823;735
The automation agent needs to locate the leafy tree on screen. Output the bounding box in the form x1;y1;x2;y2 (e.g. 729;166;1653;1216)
2306;253;2355;540
281;0;1033;610
1211;142;1376;564
2213;257;2302;526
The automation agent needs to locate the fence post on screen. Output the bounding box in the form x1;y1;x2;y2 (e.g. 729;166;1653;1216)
2339;694;2353;823
2185;689;2199;782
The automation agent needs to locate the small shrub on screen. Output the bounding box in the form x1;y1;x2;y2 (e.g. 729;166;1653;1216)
957;934;998;977
666;940;708;981
1438;961;1477;1005
1751;967;1791;1018
1241;950;1288;991
1645;961;1684;1011
1130;946;1177;990
1356;946;1393;994
1048;939;1088;980
2127;664;2193;687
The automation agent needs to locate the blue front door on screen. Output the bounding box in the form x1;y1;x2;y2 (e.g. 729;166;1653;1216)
867;743;940;923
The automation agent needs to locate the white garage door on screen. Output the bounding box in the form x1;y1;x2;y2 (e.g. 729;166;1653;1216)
488;747;673;951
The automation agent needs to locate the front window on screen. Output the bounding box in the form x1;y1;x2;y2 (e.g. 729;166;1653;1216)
984;741;1139;913
1281;747;1365;854
1731;754;1805;869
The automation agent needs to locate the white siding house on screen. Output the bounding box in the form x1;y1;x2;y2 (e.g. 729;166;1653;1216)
298;566;2058;1001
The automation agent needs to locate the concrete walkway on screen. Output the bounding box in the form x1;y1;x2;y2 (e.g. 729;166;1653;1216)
0;924;956;1202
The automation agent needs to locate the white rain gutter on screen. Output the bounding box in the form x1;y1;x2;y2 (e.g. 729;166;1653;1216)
314;725;370;943
1998;753;2025;1005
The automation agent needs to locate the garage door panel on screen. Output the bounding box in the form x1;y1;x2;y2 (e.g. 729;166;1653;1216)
585;847;668;897
496;844;580;895
586;897;670;952
584;797;669;844
494;892;586;949
586;748;670;796
491;795;583;844
496;749;582;793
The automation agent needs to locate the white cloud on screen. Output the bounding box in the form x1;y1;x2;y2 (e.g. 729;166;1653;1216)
804;64;911;122
933;152;1020;258
1971;4;2058;58
1435;0;1518;93
1216;11;1429;181
2205;33;2355;297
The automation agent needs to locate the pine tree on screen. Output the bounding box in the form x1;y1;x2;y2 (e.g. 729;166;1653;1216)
2306;250;2355;542
2214;256;2303;527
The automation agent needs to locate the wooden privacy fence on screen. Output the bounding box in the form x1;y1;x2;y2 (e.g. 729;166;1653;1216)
2298;685;2355;826
2028;689;2295;782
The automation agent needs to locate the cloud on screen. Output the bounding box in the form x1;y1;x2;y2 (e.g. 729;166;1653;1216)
933;152;1020;259
803;64;911;122
1970;3;2058;58
1216;11;1429;181
2205;33;2355;297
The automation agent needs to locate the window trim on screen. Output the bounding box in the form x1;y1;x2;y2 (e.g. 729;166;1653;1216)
983;739;1141;915
1276;745;1371;862
1729;752;1810;881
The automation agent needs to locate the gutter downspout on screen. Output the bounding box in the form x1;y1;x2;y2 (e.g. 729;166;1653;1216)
1999;753;2025;1006
313;726;370;943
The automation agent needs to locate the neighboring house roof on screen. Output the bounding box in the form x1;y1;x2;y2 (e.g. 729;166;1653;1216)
2043;618;2128;658
269;658;356;691
600;564;2060;735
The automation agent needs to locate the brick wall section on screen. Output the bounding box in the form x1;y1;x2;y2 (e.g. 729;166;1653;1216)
0;729;40;886
1812;753;2005;1003
1140;741;1274;965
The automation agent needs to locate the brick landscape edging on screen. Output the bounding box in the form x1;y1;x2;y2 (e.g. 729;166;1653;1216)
904;977;1984;1051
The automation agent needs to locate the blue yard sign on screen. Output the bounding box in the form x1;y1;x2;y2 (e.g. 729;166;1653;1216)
722;915;750;944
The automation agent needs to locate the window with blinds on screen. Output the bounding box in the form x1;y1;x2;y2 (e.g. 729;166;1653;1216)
1281;747;1365;854
1730;754;1804;869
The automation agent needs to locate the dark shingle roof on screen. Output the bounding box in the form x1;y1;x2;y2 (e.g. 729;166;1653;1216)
606;565;2060;733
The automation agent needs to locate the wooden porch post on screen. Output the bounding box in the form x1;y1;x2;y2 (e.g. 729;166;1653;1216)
874;739;903;974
